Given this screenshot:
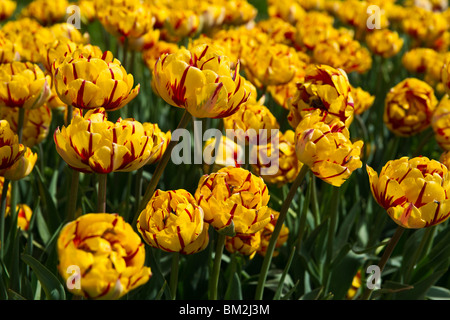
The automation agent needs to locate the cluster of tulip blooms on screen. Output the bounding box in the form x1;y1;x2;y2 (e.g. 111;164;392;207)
1;0;450;300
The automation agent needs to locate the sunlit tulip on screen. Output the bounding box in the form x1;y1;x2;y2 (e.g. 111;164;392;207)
202;135;243;173
222;102;279;145
152;43;250;119
0;0;16;21
53;49;139;111
137;189;209;254
288;64;354;129
267;0;306;25
367;157;450;228
0;120;37;181
54;108;156;174
366;29;404;59
0;104;52;148
143;123;171;165
195;166;272;236
0;62;51;110
57;213;151;299
384;78;437;137
19;0;69;26
0;34;19;64
295;110;363;187
351;86;375;115
251;130;304;187
432;95;450;150
225;232;261;258
257;208;289;257
16;204;32;231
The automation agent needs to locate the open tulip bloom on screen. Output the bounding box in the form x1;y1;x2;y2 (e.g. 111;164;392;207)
54;108;163;174
367;156;450;229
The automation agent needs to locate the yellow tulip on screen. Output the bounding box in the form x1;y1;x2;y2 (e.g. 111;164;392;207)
143;123;171;165
0;0;16;21
19;0;69;26
222;102;279;145
0;120;37;181
0;104;52;148
366;29;404;59
137;189;209;254
384;78;437;137
0;62;52;110
16;204;33;231
257;208;289;258
0;34;19;64
57;213;151;299
163;9;201;42
367;157;450;228
432;95;450;151
251;130;304;187
152;43;250;119
53;49;139;111
267;0;306;25
54;108;155;174
143;40;179;72
288;64;355;129
202;135;243;174
194;166;272;236
225;232;261;259
97;0;154;39
351;85;375;115
295;110;363;187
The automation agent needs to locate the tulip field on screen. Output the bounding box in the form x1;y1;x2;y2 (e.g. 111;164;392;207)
1;0;450;304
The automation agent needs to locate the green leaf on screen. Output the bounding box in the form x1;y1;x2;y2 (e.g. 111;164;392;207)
224;273;242;300
394;269;448;300
273;245;296;300
20;254;66;300
299;286;323;300
426;286;450;300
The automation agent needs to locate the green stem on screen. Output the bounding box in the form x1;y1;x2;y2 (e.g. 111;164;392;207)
17;108;25;143
209;232;226;300
66;105;73;127
294;171;311;251
254;165;309;300
310;175;320;227
169;252;180;300
67;169;80;221
132;110;192;227
134;167;144;217
0;178;10;260
97;173;107;213
361;226;405;300
325;186;340;267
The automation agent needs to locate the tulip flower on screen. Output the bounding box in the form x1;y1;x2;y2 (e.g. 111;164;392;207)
19;0;69;26
16;204;32;231
225;232;261;258
295;110;363;187
252;130;304;187
367;156;450;228
384;78;437;137
152;43;250;119
0;104;52;148
54;108;159;174
242;42;302;88
194;166;272;236
222;102;279;145
0;0;16;21
137;189;209;254
0;120;37;181
0;62;51;110
143;40;179;72
288;64;355;129
441;55;450;96
97;0;154;40
257;208;289;257
432;95;450;151
57;213;151;300
53;49;139;112
202;135;243;174
0;34;19;64
366;29;404;59
351;85;375;115
143;123;172;165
